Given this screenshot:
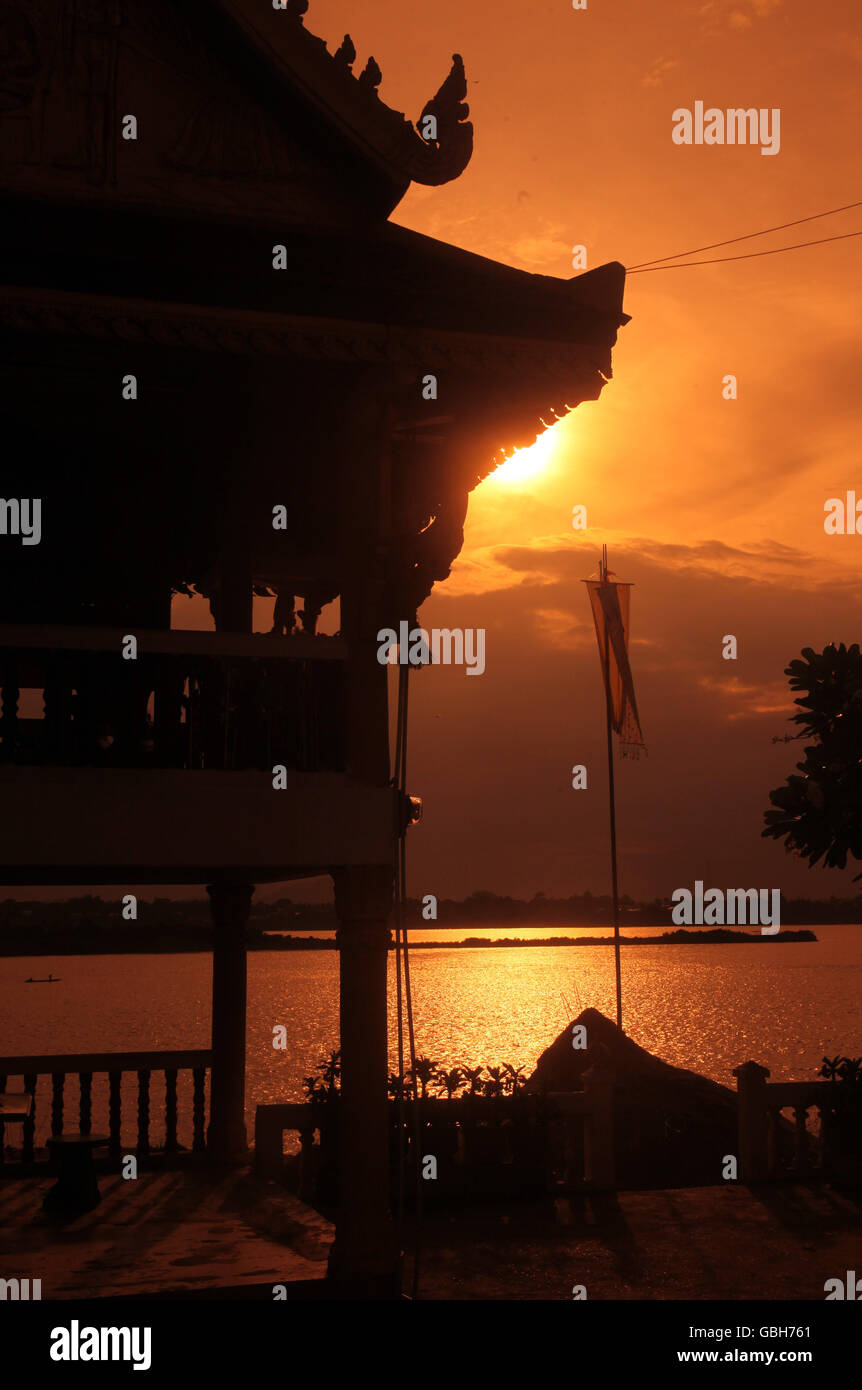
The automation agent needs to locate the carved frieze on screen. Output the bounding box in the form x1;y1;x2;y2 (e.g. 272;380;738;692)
0;284;613;390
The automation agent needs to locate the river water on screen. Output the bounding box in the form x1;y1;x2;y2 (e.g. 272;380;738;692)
2;925;860;1146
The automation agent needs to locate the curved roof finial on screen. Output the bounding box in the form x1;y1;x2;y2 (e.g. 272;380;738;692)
358;56;383;93
333;34;356;70
419;54;470;144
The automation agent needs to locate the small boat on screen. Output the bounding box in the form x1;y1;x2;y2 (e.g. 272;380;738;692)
25;974;60;983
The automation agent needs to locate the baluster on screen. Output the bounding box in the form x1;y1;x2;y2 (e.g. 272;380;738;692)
42;672;66;764
816;1102;831;1172
23;1074;37;1164
1;676;19;762
300;663;311;770
0;1072;6;1170
137;1070;151;1156
186;677;200;769
109;1072;122;1160
223;665;232;769
793;1105;810;1174
298;1128;315;1202
79;1071;92;1135
51;1073;65;1136
192;1067;206;1152
165;1068;178;1154
154;672;184;768
766;1108;778;1176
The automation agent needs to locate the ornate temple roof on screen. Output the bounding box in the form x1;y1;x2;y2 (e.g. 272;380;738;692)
1;200;626;366
213;0;474;209
0;0;471;223
0;1;629;619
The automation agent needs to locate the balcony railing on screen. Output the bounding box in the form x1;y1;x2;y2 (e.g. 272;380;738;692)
0;625;347;773
255;1067;616;1201
0;1050;211;1171
733;1061;848;1181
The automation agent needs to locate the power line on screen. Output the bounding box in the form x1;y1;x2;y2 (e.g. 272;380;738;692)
627;227;862;273
628;198;862;270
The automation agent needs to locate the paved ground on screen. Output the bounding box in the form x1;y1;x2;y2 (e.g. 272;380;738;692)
0;1167;332;1299
409;1183;862;1300
3;1171;859;1299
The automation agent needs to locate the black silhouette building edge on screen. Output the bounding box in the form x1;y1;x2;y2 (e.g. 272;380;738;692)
0;0;626;1294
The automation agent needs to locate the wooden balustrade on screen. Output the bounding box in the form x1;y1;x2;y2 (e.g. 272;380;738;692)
137;1069;151;1157
0;628;348;773
0;1051;211;1171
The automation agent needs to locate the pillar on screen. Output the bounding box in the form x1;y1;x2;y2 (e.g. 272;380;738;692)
327;865;398;1297
207;881;253;1162
733;1060;771;1183
326;379;398;1293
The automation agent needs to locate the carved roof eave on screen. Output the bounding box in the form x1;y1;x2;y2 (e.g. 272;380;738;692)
214;1;474;195
0;286;612;385
0;288;614;474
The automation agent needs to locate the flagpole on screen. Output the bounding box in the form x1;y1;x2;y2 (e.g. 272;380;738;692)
600;546;623;1030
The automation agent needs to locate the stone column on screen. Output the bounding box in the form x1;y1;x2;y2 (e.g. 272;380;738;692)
327;865;398;1297
733;1060;771;1183
207;882;253;1163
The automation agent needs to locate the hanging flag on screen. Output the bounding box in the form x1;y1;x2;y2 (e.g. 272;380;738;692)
584;556;646;757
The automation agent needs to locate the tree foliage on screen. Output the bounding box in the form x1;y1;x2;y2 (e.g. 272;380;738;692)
763;644;862;878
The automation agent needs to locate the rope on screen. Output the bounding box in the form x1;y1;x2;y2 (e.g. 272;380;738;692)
393;660;423;1298
627;196;862;269
627;227;862;272
393;661;408;1276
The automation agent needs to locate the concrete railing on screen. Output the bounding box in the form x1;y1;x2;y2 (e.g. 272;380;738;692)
255;1063;616;1197
733;1060;839;1182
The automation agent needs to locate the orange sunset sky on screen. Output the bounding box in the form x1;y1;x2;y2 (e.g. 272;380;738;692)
166;0;862;908
306;0;862;905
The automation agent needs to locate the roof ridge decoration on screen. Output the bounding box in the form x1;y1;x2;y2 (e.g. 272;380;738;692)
251;0;473;188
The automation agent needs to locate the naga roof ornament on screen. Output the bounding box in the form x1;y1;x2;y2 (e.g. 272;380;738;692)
223;0;474;191
413;54;473;186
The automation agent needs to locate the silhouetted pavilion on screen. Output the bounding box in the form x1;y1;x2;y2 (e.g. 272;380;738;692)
0;0;627;1296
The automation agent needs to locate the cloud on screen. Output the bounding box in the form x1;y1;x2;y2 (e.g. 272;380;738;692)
698;0;783;36
506;232;572;271
642;57;679;88
697;674;794;721
415;511;862;900
451;530;862;601
533;607;594;651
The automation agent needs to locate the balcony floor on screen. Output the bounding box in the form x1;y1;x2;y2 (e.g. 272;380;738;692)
406;1182;862;1300
5;1168;859;1300
0;1165;333;1299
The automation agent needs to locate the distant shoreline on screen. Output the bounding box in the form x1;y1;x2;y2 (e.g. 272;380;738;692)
0;927;818;957
409;929;819;947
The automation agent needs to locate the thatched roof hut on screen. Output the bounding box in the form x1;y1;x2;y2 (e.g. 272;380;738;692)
527;1008;738;1187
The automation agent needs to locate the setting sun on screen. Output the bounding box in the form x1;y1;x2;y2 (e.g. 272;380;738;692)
487;424;559;487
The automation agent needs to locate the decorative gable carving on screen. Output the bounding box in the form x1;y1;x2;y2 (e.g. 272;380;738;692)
0;0;473;221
